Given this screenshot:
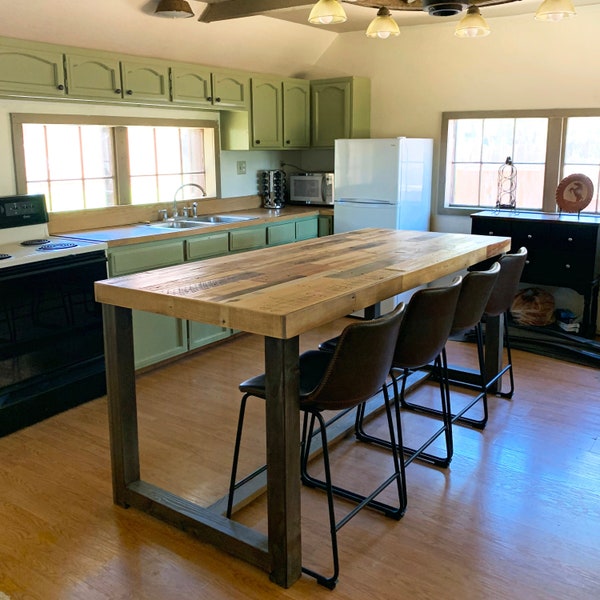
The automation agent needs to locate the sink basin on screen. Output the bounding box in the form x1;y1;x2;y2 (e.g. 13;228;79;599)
149;220;209;229
190;214;258;224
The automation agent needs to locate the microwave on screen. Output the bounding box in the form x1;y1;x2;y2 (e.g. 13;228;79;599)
288;173;334;206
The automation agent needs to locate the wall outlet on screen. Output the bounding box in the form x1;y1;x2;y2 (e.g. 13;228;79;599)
236;160;246;175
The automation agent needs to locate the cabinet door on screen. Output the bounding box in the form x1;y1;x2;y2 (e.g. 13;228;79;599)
283;79;310;148
310;77;370;148
251;76;283;149
133;310;188;369
186;232;229;261
66;53;121;99
267;221;295;245
0;43;66;97
318;215;333;237
212;71;249;109
171;64;213;106
296;217;318;241
120;60;170;103
230;226;266;252
311;79;351;148
108;240;184;276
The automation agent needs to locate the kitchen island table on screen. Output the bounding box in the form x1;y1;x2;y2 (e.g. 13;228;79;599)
94;228;510;588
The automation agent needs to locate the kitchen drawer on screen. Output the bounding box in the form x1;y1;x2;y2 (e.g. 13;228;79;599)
510;221;548;250
267;221;295;245
295;218;318;241
108;240;184;276
549;222;599;252
471;217;511;238
186;232;229;261
230;226;266;252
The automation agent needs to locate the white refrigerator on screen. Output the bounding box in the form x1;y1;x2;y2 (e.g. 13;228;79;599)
334;137;433;314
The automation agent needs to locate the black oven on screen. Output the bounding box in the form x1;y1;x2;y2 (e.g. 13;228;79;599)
0;251;107;436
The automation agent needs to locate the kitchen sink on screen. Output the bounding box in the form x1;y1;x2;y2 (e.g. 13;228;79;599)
189;214;258;224
149;220;210;229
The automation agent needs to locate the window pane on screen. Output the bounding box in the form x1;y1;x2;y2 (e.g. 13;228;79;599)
564;117;600;213
128;128;156;176
130;175;159;205
155;128;182;174
445;116;547;210
21;123;117;211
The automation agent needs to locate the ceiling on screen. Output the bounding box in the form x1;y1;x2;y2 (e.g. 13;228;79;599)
193;0;588;32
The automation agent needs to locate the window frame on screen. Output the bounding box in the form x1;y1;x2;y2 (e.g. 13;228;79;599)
10;113;220;212
437;108;600;217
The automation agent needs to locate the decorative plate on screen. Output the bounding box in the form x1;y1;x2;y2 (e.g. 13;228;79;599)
555;173;594;213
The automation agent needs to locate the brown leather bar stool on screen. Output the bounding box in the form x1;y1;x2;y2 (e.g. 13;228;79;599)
355;277;463;468
400;262;501;429
227;303;407;590
478;247;528;399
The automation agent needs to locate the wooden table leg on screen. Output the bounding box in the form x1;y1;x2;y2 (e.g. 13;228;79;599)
264;336;302;588
102;304;140;506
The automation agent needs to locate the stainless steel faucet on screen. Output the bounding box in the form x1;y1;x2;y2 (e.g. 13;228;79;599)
173;183;206;218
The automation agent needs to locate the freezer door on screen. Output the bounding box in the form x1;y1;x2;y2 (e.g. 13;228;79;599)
334;200;398;233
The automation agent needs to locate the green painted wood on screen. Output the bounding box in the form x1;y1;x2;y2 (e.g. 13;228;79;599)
120;59;170;103
66;53;121;99
267;221;295;245
251;76;283;149
295;217;318;241
283;79;310;148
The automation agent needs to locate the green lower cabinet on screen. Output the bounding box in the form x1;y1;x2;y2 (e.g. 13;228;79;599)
318;215;333;237
230;226;266;252
295;217;319;241
132;310;188;369
189;321;231;350
267;221;296;245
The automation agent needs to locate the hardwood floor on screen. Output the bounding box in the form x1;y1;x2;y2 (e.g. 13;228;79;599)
1;320;599;599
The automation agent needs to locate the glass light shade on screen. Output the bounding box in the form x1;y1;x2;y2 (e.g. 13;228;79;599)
366;7;400;39
154;0;194;19
535;0;576;21
455;6;491;38
308;0;347;25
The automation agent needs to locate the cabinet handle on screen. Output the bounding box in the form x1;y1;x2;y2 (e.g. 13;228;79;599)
285;140;291;145
207;96;212;101
215;97;221;103
126;89;133;95
57;84;65;91
115;88;122;94
568;237;573;242
255;140;261;145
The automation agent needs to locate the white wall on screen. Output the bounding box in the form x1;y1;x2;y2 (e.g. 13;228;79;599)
310;6;600;232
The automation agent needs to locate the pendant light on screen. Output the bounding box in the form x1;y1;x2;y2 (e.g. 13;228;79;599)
366;7;400;39
454;5;490;38
535;0;576;21
154;0;194;19
308;0;347;25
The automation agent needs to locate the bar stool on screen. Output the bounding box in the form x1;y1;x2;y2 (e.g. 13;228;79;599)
227;303;407;589
478;247;528;399
355;277;463;468
400;262;501;429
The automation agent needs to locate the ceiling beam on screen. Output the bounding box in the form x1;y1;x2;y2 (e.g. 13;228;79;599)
198;0;313;23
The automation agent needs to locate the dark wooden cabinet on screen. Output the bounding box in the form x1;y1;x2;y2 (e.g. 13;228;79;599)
471;210;600;338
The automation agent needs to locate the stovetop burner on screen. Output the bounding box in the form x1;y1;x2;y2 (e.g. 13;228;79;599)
36;242;78;251
0;253;11;260
21;239;51;246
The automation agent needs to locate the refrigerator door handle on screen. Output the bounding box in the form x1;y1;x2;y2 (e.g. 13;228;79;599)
336;198;395;206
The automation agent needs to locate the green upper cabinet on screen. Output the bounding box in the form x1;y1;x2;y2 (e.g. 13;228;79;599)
65;53;121;100
66;53;170;103
251;76;310;149
251;76;283;149
171;64;249;109
0;39;66;97
310;76;371;148
120;59;170;103
283;79;310;148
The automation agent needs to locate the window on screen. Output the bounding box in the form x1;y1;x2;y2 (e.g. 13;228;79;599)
11;114;218;212
439;110;600;215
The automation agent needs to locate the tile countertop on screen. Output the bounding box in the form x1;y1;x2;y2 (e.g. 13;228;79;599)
58;206;333;248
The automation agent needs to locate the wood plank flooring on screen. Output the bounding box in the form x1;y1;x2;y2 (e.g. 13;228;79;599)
1;320;599;599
